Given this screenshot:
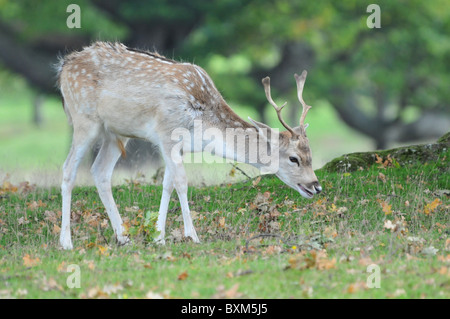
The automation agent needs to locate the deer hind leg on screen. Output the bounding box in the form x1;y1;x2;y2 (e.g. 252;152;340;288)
90;133;129;245
60;120;101;250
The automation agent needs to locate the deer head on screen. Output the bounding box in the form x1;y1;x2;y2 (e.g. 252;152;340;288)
249;71;322;198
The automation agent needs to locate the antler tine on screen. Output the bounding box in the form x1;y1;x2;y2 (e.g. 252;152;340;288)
262;76;296;136
294;70;311;128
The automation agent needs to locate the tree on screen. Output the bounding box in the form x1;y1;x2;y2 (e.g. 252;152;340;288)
298;1;450;149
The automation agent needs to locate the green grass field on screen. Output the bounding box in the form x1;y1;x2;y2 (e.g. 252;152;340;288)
0;149;448;298
0;77;448;299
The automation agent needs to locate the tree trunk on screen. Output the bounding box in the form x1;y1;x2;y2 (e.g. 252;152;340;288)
33;94;44;127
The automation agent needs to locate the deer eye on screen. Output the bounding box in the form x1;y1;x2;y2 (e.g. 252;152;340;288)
289;156;300;166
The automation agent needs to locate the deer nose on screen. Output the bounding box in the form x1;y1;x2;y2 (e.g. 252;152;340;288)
312;181;322;194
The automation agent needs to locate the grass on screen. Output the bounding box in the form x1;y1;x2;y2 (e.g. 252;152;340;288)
0;149;448;299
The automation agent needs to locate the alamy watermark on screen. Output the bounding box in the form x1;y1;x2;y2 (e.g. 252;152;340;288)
366;264;381;288
66;264;81;289
170;120;280;174
66;4;81;29
366;4;381;29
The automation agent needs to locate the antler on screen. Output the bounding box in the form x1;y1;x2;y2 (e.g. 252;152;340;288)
294;70;311;128
262;76;296;137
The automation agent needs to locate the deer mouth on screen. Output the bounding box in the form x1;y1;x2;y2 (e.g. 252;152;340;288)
297;184;314;198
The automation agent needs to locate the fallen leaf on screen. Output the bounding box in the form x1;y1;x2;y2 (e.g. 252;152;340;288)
97;245;109;256
41;277;63;292
86;287;108;299
16;289;28;296
323;225;338;239
379;200;392;215
52;224;61;235
287;250;336;271
27;200;46;211
218;216;226;228
438;267;448;275
146;291;164;299
178;271;189;281
171;228;183;242
0;181;18;194
252;176;261;187
23;254;41;267
102;284;124;295
213;284;241;299
358;256;374;267
388;289;406;297
44;210;57;224
17;217;29;225
384;220;396;231
57;261;67;272
346;281;367;294
424;198;442;215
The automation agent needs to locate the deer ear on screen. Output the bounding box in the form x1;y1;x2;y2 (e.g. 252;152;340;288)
248;117;275;141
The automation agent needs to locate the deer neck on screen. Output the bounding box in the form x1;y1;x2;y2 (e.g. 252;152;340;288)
191;102;279;172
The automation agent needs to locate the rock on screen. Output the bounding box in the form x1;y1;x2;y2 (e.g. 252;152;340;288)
321;132;449;173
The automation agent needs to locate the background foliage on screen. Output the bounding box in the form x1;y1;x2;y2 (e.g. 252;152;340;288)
0;0;449;179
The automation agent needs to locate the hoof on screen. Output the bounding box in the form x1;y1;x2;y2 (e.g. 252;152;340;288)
117;235;132;246
60;239;73;250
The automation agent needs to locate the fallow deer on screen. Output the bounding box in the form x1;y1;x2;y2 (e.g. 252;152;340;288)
56;42;321;249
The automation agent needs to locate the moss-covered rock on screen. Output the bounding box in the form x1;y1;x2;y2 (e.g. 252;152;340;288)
321;131;449;173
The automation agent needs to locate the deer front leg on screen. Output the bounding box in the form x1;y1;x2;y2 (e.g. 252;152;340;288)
156;156;199;244
172;163;200;243
155;167;174;245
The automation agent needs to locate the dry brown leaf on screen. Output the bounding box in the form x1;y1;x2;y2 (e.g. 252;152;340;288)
358;256;374;266
52;224;61;235
218;216;226;228
178;271;189;281
57;261;67;272
424;198;442;215
0;181;18;194
86;287;109;299
252;176;261;187
23;254;41;267
346;281;367;294
438;267;448;275
384;220;396;231
44;210;57;224
27;200;46;211
171;228;183;242
17;217;29;225
41;277;63;292
288;250;336;271
146;291;164;299
378;200;392;215
213;284;242;299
